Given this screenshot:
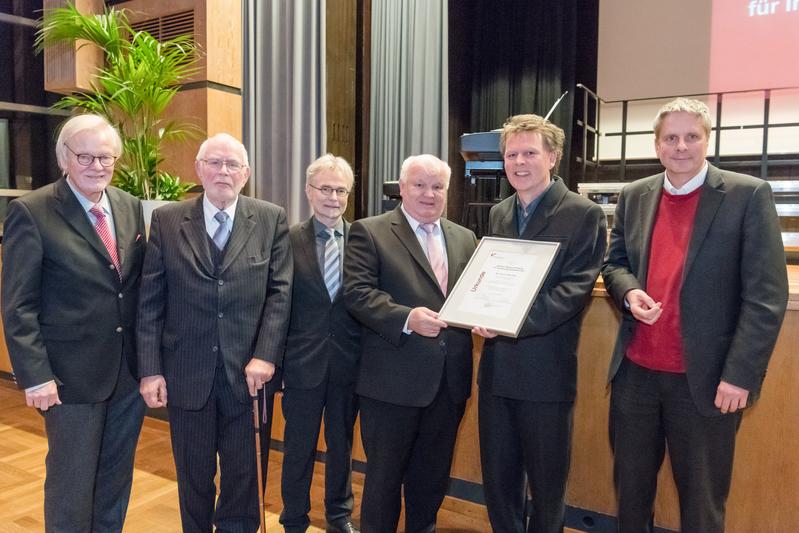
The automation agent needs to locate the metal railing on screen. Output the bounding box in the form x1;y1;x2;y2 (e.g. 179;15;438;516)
573;84;799;182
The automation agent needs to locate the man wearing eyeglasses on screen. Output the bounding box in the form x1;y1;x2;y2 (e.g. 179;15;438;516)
137;133;293;532
279;154;361;533
2;113;146;532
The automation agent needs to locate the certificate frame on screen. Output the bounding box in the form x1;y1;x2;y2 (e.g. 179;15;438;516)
438;236;560;338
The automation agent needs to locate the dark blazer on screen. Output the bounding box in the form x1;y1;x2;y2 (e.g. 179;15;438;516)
479;177;607;402
283;217;360;389
2;178;145;403
136;194;293;409
343;206;478;407
602;165;789;416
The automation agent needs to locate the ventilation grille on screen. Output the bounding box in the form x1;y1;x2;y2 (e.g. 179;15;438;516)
130;10;194;41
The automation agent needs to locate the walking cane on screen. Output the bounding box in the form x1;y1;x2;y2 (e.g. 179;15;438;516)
253;393;266;532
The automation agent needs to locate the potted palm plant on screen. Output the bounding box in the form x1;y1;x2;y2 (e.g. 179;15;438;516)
35;1;201;202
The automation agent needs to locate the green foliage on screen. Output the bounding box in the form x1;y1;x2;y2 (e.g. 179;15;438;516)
35;1;203;200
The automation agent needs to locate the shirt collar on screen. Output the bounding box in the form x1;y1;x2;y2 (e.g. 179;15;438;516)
400;204;441;234
663;162;708;195
66;177;111;215
313;216;344;237
203;193;238;222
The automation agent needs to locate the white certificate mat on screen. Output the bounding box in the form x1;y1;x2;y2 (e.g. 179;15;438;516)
438;237;560;338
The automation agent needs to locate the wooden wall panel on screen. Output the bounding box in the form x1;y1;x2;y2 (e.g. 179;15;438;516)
326;0;358;221
120;0;209;86
567;292;799;532
206;0;242;89
159;87;207;186
43;0;105;95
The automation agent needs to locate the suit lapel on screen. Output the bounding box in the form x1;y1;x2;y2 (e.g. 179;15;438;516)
494;196;518;238
682;166;724;282
105;187;135;280
180;196;215;276
299;218;329;301
333;220;351;303
52;178;116;268
636;175;663;286
390;206;440;291
519;178;568;239
220;196;257;274
441;218;468;294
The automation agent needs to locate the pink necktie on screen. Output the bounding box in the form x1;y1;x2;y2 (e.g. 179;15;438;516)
89;205;122;281
421;223;448;295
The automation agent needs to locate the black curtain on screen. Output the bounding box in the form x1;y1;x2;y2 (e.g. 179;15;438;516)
449;0;598;190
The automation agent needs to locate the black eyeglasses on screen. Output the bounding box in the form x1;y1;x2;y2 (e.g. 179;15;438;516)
65;144;117;167
308;183;350;197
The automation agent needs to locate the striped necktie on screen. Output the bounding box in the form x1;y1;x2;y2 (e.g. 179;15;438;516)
421;223;447;295
213;211;230;250
89;204;122;281
323;228;340;299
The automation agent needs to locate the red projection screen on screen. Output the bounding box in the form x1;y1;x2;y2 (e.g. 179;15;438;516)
710;0;799;92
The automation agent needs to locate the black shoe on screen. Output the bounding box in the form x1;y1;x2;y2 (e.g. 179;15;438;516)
326;517;360;533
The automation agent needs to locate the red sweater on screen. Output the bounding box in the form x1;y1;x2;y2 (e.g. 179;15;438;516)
627;187;702;373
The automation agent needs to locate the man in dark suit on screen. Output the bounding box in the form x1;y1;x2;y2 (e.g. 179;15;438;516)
344;154;477;533
137;133;293;533
602;98;788;533
2;114;146;532
280;154;360;533
474;114;607;533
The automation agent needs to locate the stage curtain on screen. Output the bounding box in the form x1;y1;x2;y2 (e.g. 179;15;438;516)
457;0;586;186
367;0;449;215
243;0;327;224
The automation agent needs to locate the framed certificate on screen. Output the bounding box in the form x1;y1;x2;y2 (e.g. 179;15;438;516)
438;237;560;338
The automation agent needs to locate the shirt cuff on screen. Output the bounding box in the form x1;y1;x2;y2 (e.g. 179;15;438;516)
403;314;412;335
25;380;55;393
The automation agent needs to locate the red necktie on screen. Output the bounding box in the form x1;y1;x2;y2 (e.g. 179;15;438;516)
89;204;122;281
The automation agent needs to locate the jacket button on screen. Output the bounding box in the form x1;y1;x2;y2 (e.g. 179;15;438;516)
212;345;219;352
218;280;224;286
218;312;224;318
439;340;446;347
116;326;123;333
118;293;123;299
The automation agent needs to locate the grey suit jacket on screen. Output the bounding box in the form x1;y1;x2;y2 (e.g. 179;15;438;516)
479;177;607;402
602;165;789;415
136;194;293;409
283;217;361;389
343;206;478;407
2;178;145;403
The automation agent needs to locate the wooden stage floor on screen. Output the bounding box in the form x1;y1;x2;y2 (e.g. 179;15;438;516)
0;379;588;532
0;379;501;532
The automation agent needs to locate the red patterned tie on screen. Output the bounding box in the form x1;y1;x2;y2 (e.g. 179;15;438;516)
89;204;122;281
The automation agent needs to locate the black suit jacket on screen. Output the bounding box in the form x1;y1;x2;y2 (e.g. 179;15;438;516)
602;165;788;415
479;177;607;402
136;195;293;409
2;178;145;403
343;206;478;407
283;217;360;389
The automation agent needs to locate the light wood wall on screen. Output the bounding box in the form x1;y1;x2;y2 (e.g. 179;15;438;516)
268;281;799;532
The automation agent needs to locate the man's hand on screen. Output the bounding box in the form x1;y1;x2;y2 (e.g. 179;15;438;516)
245;358;276;397
140;375;168;408
626;289;663;325
408;307;448;338
715;380;749;414
25;381;61;412
472;326;498;339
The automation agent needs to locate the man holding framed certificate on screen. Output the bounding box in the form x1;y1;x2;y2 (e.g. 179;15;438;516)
474;114;607;533
343;154;477;533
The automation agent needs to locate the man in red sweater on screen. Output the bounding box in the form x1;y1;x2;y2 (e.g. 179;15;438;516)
602;98;788;533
